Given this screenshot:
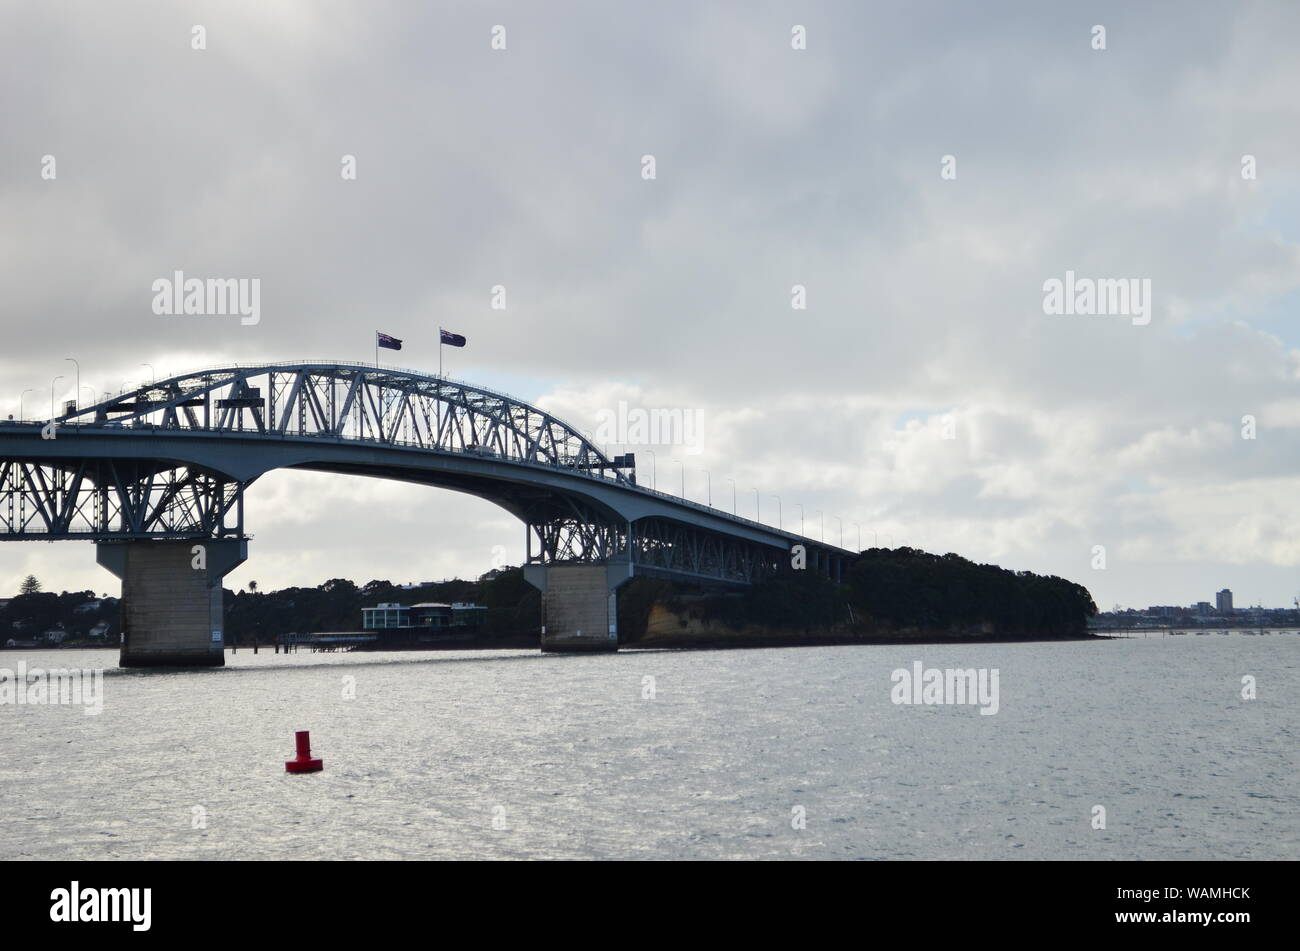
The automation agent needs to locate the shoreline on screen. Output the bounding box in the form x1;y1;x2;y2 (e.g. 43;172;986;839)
626;631;1105;651
1;632;1109;655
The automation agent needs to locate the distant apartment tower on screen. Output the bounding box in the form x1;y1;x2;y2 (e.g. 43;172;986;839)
1216;589;1233;614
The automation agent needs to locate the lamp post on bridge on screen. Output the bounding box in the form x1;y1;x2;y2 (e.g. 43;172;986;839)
726;477;736;514
672;458;684;499
772;495;782;531
752;488;760;523
141;363;155;386
836;515;843;549
50;376;64;421
815;510;824;542
795;503;804;536
643;448;656;490
701;469;711;508
19;389;32;422
81;385;97;410
65;358;80;411
853;522;862;552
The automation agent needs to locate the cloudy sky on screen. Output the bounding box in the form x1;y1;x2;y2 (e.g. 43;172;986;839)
2;0;1298;611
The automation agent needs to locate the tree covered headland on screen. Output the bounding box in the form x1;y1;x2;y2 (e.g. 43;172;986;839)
618;547;1097;642
846;547;1096;636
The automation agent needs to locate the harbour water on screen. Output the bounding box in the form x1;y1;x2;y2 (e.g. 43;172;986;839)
1;634;1296;860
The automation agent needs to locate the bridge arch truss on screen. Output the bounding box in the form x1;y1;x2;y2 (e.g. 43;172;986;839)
1;362;848;585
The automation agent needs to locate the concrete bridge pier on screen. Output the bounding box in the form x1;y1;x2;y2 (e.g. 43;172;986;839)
524;562;632;653
96;538;248;668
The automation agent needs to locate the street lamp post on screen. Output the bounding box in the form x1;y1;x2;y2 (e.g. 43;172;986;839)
672;459;684;499
50;375;65;420
815;510;824;542
726;477;736;514
752;488;760;523
19;388;32;422
772;495;782;531
65;358;80;410
644;449;657;490
836;515;843;549
853;522;861;552
141;363;155;385
701;469;711;507
795;503;804;535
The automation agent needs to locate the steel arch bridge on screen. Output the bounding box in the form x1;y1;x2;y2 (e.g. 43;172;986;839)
0;362;850;586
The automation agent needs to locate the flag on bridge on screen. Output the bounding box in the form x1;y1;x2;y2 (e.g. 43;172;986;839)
438;328;466;376
377;332;403;351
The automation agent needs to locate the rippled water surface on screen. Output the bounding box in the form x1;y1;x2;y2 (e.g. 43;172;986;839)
2;634;1296;860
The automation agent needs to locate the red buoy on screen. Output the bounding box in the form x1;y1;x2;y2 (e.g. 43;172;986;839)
285;730;323;773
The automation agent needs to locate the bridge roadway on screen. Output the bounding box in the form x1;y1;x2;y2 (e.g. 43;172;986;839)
0;361;851;665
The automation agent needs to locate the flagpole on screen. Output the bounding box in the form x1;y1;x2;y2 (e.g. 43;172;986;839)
439;339;443;378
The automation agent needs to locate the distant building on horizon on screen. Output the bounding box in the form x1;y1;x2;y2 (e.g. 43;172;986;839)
1216;589;1234;615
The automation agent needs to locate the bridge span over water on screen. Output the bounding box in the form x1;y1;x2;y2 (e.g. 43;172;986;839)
0;362;849;666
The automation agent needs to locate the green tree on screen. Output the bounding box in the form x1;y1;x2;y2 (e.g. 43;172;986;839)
19;575;41;595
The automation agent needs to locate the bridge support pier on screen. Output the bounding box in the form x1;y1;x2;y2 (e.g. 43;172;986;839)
524;562;632;653
97;539;248;668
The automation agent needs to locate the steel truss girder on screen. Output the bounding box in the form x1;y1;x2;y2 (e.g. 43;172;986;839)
525;497;628;564
6;364;849;577
0;459;246;540
630;516;784;584
525;502;789;585
63;363;628;483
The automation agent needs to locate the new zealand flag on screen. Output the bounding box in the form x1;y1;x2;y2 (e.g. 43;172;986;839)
440;328;466;347
377;332;402;350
